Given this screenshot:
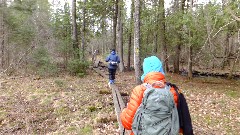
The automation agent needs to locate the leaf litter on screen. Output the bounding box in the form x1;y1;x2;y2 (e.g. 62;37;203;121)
0;70;239;135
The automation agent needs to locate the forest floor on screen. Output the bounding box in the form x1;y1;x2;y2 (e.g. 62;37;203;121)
0;69;239;135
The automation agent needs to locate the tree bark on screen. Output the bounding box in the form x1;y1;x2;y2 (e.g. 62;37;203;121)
1;10;4;69
0;0;6;69
134;0;141;84
173;44;180;73
72;0;80;59
126;0;134;71
112;0;118;50
228;51;239;79
159;0;169;72
118;0;124;72
101;13;107;54
153;0;158;54
188;45;193;79
173;0;185;73
221;0;231;69
81;0;87;61
187;0;193;79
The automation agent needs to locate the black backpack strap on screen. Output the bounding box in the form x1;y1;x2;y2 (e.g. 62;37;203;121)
166;82;194;135
166;82;183;127
178;93;194;135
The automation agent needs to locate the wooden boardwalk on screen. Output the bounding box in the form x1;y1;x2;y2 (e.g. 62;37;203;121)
93;67;131;135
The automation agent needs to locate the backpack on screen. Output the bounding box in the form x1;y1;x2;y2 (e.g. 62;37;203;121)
132;84;180;135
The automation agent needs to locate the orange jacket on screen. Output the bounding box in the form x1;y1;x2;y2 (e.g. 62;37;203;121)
120;72;179;134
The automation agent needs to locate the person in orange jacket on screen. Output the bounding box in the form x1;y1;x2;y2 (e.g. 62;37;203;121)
120;56;192;135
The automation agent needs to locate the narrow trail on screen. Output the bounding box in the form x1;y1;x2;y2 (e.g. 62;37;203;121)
92;63;212;135
92;65;131;135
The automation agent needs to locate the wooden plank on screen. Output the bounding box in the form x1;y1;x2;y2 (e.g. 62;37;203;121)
110;84;131;135
110;84;124;135
93;68;108;78
111;84;125;110
93;68;131;135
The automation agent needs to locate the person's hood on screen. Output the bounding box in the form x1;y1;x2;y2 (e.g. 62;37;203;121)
141;56;165;81
111;51;116;55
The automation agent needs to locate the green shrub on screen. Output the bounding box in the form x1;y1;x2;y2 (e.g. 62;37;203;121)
32;47;58;76
67;59;89;76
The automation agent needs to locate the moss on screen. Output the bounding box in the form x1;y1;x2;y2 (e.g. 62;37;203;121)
88;106;97;112
99;89;111;95
225;90;239;98
79;125;92;134
54;80;65;87
54;106;69;116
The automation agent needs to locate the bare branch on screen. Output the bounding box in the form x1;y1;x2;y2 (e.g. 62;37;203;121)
227;8;240;22
194;19;236;62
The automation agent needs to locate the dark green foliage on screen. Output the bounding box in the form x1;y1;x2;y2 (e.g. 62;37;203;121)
6;4;35;46
32;47;58;76
67;59;89;76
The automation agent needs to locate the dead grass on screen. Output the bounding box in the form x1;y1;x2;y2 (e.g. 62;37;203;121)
0;71;118;135
0;70;239;135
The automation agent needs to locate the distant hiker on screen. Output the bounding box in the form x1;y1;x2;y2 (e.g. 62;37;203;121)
120;56;193;135
105;49;120;84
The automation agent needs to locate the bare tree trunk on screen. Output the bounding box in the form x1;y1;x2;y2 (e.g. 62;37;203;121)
204;3;216;69
101;16;106;54
221;33;231;69
173;0;185;73
127;0;134;71
134;0;141;84
152;0;158;54
81;0;87;61
118;0;124;72
0;0;6;69
187;0;193;79
228;49;239;79
188;45;193;79
112;0;118;50
159;0;169;72
153;33;157;53
228;29;240;79
220;0;231;70
172;0;179;73
127;28;132;71
72;0;80;59
173;44;180;73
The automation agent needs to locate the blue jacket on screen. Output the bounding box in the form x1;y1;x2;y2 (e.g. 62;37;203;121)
105;51;120;69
